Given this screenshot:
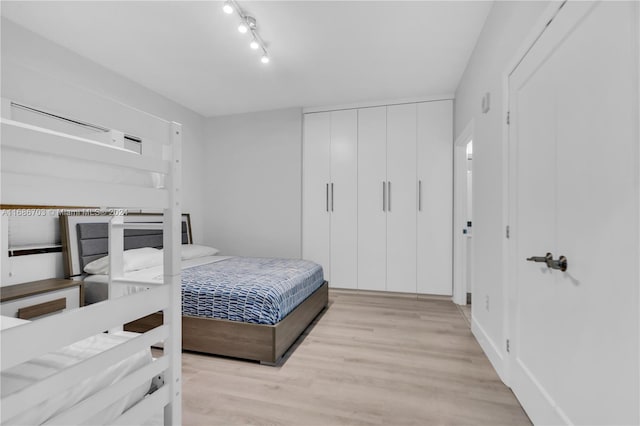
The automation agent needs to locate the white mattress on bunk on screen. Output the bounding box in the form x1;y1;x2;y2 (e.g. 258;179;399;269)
1;315;152;426
83;255;232;303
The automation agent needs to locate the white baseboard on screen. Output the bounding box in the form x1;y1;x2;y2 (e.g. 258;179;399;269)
471;317;507;384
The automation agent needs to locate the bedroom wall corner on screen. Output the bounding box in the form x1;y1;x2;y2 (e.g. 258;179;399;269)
203;108;303;259
453;1;550;380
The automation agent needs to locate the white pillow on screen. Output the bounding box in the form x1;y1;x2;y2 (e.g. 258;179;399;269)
181;244;220;260
84;247;163;275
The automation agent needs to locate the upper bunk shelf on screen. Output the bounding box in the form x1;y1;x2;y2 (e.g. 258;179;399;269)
0;98;181;210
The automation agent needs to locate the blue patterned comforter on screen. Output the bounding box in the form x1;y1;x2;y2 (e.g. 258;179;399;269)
181;257;324;325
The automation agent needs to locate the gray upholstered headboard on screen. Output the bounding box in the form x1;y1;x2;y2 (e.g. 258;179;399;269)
76;221;189;272
61;213;191;277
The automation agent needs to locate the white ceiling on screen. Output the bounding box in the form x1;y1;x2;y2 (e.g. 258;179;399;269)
1;1;492;117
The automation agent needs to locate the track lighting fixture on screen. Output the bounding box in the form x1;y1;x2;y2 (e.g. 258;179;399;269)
222;0;271;64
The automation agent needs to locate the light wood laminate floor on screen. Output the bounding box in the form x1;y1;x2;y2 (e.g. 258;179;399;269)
179;290;530;425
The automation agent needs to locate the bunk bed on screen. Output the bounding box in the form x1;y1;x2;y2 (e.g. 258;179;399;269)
59;213;329;365
0;97;183;425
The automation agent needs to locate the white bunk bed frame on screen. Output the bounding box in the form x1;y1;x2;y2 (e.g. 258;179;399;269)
0;97;183;425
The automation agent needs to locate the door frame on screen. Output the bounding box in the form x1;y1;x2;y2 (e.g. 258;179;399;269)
635;5;640;424
452;120;473;306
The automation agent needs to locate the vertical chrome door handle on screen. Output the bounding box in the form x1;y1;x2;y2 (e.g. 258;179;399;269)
383;181;386;211
418;180;422;211
387;181;391;212
331;183;334;212
326;183;329;212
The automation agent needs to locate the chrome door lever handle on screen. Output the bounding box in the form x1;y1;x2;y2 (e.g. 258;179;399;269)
526;253;553;264
526;253;568;271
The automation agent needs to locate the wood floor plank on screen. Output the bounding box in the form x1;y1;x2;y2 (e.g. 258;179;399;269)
179;290;530;425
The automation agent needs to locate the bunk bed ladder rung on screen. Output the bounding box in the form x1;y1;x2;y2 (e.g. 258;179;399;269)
110;278;165;287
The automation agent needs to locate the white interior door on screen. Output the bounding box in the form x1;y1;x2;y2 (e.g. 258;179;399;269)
302;112;331;282
417;100;453;295
509;2;639;424
358;106;387;291
386;104;417;293
330;109;358;289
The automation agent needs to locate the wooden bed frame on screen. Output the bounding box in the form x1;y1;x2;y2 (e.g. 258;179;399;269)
60;213;329;365
124;281;328;365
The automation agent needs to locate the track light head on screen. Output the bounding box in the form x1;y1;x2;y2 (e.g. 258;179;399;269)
261;55;270;64
238;17;255;34
250;39;260;50
223;1;233;14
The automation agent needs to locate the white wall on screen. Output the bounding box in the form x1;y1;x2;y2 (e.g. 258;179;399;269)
453;1;550;377
204;108;302;258
1;18;206;285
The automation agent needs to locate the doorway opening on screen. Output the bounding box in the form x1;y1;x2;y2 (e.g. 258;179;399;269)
464;141;473;306
453;122;473;314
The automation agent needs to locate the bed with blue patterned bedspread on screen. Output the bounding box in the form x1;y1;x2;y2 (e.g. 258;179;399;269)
181;257;324;325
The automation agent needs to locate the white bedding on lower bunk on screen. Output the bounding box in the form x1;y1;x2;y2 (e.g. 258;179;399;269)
1;316;153;426
83;255;232;303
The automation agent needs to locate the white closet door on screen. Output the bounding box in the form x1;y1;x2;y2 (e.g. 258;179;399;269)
417;101;453;295
329;110;358;289
302;112;331;282
357;107;387;291
386;104;417;293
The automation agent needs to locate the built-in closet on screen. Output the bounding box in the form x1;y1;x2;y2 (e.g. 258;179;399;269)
302;99;452;295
